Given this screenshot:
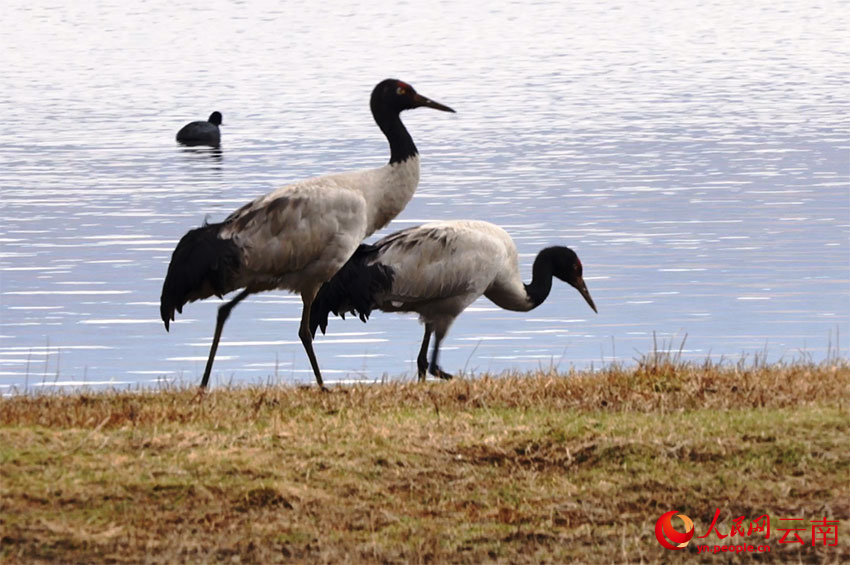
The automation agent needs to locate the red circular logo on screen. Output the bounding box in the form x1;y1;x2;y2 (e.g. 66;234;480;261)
655;510;695;550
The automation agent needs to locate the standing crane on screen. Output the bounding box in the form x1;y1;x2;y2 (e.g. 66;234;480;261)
160;79;455;388
310;220;597;381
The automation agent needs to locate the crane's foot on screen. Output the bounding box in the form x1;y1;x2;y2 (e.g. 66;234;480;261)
190;387;207;404
429;364;454;381
417;358;429;382
297;384;331;393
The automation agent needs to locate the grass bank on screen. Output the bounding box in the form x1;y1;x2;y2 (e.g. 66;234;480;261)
1;357;848;563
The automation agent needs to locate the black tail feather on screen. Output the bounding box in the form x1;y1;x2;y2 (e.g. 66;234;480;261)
160;223;241;330
310;244;394;337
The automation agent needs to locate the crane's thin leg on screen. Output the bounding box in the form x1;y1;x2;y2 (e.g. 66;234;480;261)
299;294;327;391
417;324;433;382
428;326;454;381
200;289;251;389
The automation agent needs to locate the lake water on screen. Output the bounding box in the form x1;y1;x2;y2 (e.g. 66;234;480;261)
1;0;848;391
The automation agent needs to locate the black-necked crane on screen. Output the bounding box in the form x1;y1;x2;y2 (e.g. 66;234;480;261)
176;111;222;147
160;79;455;389
310;220;597;381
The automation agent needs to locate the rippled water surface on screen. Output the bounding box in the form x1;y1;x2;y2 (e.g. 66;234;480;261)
1;0;848;391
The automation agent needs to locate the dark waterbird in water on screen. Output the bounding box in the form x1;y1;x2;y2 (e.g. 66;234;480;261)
160;80;455;389
176;111;222;147
311;220;597;381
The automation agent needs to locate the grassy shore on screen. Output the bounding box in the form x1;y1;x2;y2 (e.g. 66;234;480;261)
1;356;848;563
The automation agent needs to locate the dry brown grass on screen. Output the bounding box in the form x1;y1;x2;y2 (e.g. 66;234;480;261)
1;357;849;563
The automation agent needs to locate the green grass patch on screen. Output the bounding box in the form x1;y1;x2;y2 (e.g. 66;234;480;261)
1;360;848;563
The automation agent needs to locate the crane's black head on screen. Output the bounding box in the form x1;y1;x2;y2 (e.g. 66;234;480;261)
208;111;223;126
545;246;597;313
370;79;454;164
370;79;455;117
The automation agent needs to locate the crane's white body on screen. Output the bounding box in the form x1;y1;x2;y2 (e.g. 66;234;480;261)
367;220;534;332
220;156;419;296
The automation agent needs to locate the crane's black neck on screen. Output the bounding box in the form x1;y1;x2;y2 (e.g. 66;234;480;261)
373;107;418;165
523;248;558;308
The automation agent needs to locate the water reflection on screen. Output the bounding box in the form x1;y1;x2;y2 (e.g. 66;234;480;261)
179;145;223;160
177;146;223;173
0;0;847;392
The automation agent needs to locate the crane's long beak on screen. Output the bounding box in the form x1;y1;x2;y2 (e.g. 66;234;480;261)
575;278;597;313
413;93;455;113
